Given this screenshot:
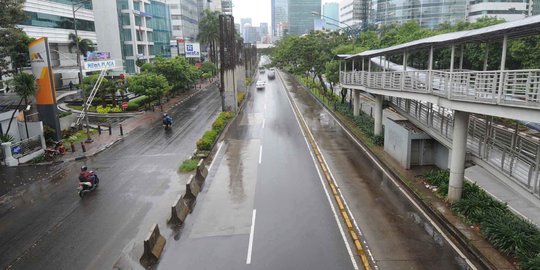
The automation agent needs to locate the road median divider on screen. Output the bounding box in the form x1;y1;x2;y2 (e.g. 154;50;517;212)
140;224;166;267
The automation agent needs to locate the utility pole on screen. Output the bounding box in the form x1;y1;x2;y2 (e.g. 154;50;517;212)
72;0;93;142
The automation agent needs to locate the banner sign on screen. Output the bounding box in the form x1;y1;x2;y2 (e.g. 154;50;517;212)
84;60;116;71
29;37;56;106
86;51;111;61
184;42;201;58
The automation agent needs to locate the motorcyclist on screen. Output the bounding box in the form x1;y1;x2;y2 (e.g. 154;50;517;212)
163;113;172;127
78;166;96;186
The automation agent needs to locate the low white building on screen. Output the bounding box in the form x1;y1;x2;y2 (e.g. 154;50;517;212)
467;0;529;22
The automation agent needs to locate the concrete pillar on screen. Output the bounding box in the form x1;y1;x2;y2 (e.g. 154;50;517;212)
353;90;361;116
448;110;470;202
374;94;384;136
459;45;464;70
2;142;18;167
483;45;489;71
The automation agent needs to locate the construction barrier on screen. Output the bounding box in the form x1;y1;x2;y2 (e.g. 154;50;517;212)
140;224;166;266
170;194;191;225
184;175;197;209
195;159;207;188
187;174;201;197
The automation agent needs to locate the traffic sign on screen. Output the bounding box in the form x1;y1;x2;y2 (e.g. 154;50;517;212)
122;101;128;110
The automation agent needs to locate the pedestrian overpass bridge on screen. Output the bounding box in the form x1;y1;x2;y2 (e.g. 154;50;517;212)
338;15;540;202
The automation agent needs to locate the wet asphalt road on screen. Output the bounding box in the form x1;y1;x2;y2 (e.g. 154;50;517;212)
158;73;357;269
281;72;477;269
0;85;221;269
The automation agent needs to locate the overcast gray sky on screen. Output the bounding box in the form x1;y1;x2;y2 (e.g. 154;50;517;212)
232;0;337;26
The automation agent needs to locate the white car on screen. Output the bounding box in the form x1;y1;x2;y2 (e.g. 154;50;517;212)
256;80;266;90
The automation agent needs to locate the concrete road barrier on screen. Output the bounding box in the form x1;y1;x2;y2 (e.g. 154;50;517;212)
184;175;197;209
195;159;208;188
187;174;201;197
140;224;166;267
170;194;191;225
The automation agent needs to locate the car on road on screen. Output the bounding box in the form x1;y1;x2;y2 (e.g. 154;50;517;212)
267;70;275;80
259;68;265;74
256;80;266;90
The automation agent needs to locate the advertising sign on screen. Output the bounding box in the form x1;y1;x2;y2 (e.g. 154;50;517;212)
84;60;116;71
28;37;62;140
86;51;111;61
184;42;201;58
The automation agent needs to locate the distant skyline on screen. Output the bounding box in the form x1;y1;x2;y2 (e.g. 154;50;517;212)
232;0;336;26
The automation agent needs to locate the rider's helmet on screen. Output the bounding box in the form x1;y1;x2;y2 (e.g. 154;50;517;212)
81;165;88;172
163;113;168;117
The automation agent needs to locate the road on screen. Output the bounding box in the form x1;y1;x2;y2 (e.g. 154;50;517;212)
0;85;221;269
158;73;358;269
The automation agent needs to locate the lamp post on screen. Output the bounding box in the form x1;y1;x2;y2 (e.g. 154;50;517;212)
71;0;93;143
312;11;361;50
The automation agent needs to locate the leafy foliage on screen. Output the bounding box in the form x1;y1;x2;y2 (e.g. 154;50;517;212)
179;159;199;172
142;56;198;92
128;73;171;101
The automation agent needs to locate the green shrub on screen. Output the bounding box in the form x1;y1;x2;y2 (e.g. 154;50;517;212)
58;111;72;118
0;134;14;143
521;254;540;270
212;117;225;132
196;130;218;151
179;159;198;172
127;96;149;111
237;92;246;106
480;211;540;258
96;105;122;114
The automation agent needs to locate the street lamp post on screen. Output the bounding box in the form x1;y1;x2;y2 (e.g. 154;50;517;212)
71;0;93;143
312;11;361;50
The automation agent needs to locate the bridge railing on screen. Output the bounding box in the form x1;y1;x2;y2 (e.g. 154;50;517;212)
341;70;540;108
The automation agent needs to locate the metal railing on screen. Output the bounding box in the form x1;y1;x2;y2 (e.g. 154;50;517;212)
11;135;43;159
341;70;540;108
388;97;540;196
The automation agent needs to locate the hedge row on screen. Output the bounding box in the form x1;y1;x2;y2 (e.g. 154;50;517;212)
127;96;149;111
196;112;234;151
425;170;540;269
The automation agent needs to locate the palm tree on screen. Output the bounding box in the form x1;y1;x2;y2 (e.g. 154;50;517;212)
198;10;220;64
68;33;94;82
6;72;36;139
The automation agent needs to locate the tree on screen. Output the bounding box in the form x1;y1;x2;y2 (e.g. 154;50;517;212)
7;73;36;138
0;0;28;79
68;33;94;82
142;56;198;92
198;10;220;64
200;61;218;76
81;75;113;107
128;73;171;102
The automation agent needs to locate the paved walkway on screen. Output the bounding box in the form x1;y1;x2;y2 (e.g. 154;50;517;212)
49;79;218;163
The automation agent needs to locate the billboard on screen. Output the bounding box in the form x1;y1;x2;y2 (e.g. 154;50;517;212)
86;51;111;61
28;37;61;140
84;60;116;71
184;42;201;58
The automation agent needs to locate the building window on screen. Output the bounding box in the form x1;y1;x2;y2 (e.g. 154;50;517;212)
22;12;95;31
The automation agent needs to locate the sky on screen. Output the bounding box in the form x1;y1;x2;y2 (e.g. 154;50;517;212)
232;0;337;27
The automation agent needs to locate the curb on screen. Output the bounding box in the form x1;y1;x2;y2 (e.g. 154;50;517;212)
285;71;495;269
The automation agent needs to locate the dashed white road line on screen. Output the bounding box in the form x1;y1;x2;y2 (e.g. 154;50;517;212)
258;146;263;164
262;119;265;129
246;209;257;264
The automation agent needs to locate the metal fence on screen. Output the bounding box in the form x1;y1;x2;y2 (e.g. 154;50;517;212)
388;97;540;196
342;70;540;108
11;135;43;159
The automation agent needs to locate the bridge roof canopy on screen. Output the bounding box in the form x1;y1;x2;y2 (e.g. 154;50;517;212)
346;15;540;59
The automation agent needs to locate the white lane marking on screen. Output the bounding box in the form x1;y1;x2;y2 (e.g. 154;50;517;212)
312;83;477;269
278;73;359;270
262;118;265;129
246;209;257;264
258;146;263;164
264;103;267;112
207;141;224;172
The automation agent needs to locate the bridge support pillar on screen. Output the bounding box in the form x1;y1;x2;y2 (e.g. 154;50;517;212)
353;90;361;116
448;110;470;203
374;94;384;136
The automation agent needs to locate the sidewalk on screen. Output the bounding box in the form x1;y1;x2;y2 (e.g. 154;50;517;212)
42;79;218;164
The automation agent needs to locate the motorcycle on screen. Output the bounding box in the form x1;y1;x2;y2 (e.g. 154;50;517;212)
77;172;99;198
163;116;172;129
45;141;66;161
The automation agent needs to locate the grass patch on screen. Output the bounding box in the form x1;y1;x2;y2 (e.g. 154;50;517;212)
67;104;97;112
58;111;72;118
179;159;198;172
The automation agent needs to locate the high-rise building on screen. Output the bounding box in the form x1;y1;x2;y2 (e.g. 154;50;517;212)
322;2;339;30
222;0;233;15
375;0;467;28
272;0;288;39
467;0;529;22
93;0;172;74
19;0;97;86
240;18;252;36
288;0;321;35
243;24;260;43
167;0;199;42
339;0;368;29
259;22;269;36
